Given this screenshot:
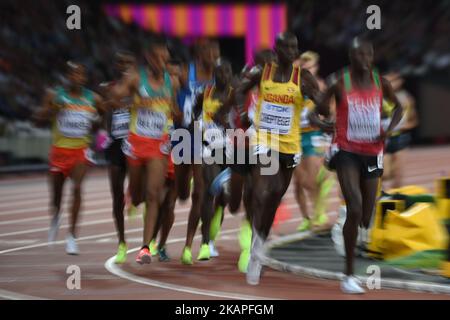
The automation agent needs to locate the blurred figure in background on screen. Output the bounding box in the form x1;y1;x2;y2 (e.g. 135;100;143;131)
101;52;136;264
175;38;217;265
383;72;419;189
293;51;335;232
33;61;105;255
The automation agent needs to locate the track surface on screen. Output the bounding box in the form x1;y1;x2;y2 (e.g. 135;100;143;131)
1;146;449;300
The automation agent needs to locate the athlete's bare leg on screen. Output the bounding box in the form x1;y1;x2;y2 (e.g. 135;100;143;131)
69;163;88;237
142;158;168;247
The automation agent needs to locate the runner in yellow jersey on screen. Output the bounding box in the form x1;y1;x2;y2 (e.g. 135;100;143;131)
293;52;335;232
33;61;105;255
183;58;233;264
215;32;322;285
382;72;418;188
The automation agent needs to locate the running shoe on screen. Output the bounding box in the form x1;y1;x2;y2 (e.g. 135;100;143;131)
48;213;61;244
115;242;128;264
149;239;158;256
209;206;224;242
158;247;170;262
197;243;211;261
209;240;219;258
297;219;311;232
181;246;193;265
238;219;252;273
209;168;231;196
65;233;79;255
341;275;366;294
313;214;328;227
238;249;250;273
246;232;264;285
136;247;151;264
128;204;138;219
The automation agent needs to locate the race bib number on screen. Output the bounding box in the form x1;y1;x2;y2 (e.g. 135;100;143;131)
259;101;293;134
377;152;384;169
160;139;171;156
311;134;330;148
182;96;193;128
136;109;166;138
111;110;130;139
203;123;225;148
121;139;135;159
300;107;311;129
347;96;381;142
57;110;93;138
253;144;270;156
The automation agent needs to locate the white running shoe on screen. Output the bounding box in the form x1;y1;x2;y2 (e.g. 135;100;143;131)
246;232;264;286
209;240;219;257
66;234;79;255
48;214;61;244
341;275;366;294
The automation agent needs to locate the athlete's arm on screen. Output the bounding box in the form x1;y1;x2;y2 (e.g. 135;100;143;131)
381;77;403;140
214;66;262;126
93;93;107;116
402;94;419;131
307;72;338;133
109;67;139;103
300;68;321;106
170;93;182;125
31;89;59;127
192;91;204;123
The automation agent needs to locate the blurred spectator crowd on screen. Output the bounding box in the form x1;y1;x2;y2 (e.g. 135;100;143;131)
290;0;450;74
0;0;449;128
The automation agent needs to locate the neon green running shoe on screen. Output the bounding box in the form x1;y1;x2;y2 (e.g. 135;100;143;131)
210;206;224;242
239;219;252;252
197;243;210;261
297;219;311;232
181;246;193;265
149;239;158;256
115;242;128;264
313;213;328;227
128;204;138;220
238;249;250;273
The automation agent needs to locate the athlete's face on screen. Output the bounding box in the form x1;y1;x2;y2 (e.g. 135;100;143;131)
146;45;169;73
67;65;87;87
214;63;232;87
275;37;299;64
198;42;216;67
211;42;221;61
116;56;135;74
350;44;374;72
167;63;181;78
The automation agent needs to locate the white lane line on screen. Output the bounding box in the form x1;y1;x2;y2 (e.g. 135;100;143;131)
0;199;113;216
0;289;49;300
0;180;109;197
0;201;311;254
0;169;442;217
0;191;324;237
105;228;280;300
0;190;112;209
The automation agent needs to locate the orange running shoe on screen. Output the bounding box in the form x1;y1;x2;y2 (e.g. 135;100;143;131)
136;247;151;264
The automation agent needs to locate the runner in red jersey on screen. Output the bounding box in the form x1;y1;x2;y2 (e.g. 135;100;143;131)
316;38;403;294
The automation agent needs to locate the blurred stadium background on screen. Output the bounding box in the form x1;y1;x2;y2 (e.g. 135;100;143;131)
0;0;449;172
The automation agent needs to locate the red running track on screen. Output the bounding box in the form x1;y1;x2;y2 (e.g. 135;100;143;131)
0;146;449;300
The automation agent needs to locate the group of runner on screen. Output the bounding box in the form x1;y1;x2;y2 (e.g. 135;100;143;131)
33;33;406;294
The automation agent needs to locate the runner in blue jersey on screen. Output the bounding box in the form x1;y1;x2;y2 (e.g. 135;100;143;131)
173;38;218;265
